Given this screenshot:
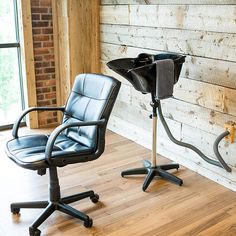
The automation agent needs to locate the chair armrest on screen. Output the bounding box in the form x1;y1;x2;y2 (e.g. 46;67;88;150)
12;106;65;138
45;119;106;164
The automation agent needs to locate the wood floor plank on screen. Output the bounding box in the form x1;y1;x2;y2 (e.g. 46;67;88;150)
1;127;236;235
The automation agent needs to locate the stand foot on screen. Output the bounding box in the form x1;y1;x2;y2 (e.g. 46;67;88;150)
158;168;183;186
121;167;148;177
121;160;183;191
142;169;156;192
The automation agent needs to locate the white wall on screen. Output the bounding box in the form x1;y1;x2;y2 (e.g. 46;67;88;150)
100;1;236;191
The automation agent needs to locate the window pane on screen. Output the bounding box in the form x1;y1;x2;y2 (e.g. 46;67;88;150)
0;0;17;43
0;48;22;126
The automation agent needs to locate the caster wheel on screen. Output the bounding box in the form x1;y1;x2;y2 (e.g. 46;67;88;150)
179;180;183;186
11;207;20;214
121;172;125;177
84;218;93;228
90;194;99;203
29;228;41;236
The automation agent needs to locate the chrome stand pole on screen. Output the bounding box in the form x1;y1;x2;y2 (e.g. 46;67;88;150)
151;115;157;167
121;97;182;191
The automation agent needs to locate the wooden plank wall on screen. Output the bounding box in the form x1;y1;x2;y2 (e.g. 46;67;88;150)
100;1;236;190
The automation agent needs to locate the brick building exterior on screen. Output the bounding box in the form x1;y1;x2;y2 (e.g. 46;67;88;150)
30;0;57;127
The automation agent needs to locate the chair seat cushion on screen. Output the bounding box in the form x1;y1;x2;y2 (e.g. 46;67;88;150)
6;134;94;170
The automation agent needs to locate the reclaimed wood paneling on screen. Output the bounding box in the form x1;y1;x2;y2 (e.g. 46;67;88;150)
101;5;129;25
101;24;236;62
101;5;236;33
174;78;236;116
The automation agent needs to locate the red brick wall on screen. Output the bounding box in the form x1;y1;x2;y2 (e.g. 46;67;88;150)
30;0;57;127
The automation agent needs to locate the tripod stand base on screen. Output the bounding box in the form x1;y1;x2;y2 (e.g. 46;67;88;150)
121;160;183;191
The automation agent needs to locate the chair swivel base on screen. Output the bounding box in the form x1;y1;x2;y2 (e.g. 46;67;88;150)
11;190;99;236
11;191;99;236
121;160;183;191
10;166;99;236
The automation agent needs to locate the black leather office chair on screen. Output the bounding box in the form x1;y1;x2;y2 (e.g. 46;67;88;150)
5;73;121;236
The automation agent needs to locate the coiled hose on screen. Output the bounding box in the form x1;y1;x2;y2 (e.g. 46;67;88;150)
158;102;232;172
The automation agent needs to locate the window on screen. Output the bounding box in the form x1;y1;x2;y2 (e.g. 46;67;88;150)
0;0;25;129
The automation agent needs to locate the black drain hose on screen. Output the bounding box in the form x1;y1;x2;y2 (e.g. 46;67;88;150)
213;131;232;172
158;102;232;172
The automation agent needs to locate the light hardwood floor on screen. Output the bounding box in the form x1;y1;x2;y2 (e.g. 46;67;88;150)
1;127;236;236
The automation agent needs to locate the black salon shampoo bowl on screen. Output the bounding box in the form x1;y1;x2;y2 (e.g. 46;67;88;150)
107;53;186;191
107;53;185;94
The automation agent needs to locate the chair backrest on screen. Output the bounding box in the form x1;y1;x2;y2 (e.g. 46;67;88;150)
62;73;121;149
